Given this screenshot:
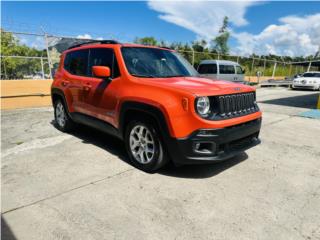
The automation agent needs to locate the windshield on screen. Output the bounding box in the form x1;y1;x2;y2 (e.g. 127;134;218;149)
302;72;320;78
121;47;198;78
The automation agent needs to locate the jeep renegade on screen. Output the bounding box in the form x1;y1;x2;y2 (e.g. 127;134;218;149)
51;40;262;172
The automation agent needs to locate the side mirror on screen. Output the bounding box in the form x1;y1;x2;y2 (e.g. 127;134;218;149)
92;66;111;79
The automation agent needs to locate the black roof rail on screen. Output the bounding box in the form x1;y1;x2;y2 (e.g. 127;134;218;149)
68;40;120;50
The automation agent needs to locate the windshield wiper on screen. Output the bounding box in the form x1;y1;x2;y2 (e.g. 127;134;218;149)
163;75;185;78
131;73;156;78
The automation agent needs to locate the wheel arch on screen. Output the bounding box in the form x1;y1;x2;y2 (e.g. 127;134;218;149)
119;101;173;140
51;88;72;116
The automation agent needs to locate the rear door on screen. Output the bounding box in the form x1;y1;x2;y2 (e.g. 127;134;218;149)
218;64;236;81
198;63;218;80
63;49;89;113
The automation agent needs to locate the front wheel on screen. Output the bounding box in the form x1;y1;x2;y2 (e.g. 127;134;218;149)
125;120;169;172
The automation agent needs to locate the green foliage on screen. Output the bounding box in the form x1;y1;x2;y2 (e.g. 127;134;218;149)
213;16;230;55
134;37;158;46
1;29;47;79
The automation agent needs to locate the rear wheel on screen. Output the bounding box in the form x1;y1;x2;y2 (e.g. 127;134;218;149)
54;99;75;132
125;120;169;172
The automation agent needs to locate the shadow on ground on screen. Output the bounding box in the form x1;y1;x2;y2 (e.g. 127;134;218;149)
1;216;17;240
158;152;248;179
51;121;248;179
259;92;318;109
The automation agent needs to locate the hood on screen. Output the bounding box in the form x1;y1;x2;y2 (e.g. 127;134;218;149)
138;76;254;96
295;77;320;81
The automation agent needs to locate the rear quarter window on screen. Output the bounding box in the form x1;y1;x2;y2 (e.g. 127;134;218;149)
198;64;217;74
219;65;235;74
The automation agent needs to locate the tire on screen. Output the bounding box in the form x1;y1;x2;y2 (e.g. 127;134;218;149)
54;99;75;132
125;120;169;172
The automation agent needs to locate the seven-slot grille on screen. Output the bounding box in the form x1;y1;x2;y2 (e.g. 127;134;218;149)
215;92;258;119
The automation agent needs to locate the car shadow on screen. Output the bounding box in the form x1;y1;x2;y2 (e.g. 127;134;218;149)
158;152;248;179
51;121;248;179
1;216;17;240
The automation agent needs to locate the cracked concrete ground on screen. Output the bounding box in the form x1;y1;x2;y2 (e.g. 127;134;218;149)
1;88;320;240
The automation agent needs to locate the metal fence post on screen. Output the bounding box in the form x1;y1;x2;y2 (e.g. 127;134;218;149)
272;62;277;78
263;58;266;76
192;48;195;66
43;33;53;79
3;58;8;79
40;57;45;79
251;58;255;77
307;61;312;72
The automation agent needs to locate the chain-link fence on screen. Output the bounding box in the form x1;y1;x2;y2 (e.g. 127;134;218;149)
178;50;319;79
1;31;320;81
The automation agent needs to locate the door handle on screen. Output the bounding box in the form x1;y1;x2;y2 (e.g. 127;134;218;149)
61;80;70;87
83;83;92;91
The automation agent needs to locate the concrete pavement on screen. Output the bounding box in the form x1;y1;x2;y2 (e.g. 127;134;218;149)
2;88;320;240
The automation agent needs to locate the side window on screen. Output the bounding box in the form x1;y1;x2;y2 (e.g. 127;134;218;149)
236;66;244;74
198;64;217;74
219;65;235;74
88;48;120;78
64;49;89;76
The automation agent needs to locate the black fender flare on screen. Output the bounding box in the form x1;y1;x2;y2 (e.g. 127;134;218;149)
118;101;172;140
51;88;72;117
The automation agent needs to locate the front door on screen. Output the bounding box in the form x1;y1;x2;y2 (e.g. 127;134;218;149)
81;48;121;126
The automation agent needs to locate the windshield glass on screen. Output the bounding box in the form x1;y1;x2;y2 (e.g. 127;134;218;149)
121;47;198;78
302;72;320;78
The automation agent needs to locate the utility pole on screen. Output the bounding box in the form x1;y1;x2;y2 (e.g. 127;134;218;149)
41;26;53;79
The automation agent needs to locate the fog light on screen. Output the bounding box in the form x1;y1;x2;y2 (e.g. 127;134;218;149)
193;142;216;154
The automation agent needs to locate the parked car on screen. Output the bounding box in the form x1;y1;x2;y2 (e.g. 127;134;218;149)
292;72;320;90
197;60;245;83
51;40;261;172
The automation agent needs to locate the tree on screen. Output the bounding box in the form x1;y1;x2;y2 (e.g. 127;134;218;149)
134;37;158;46
213;16;230;55
1;29;46;79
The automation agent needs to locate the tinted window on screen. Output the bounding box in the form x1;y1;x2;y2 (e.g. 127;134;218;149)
236;66;244;74
121;47;198;78
219;65;235;74
88;48;120;78
302;72;320;77
198;64;217;74
64;49;89;76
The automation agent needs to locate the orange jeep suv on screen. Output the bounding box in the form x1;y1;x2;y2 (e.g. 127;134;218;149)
51;40;261;172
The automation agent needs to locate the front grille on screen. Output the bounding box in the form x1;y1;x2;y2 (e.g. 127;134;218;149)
210;92;259;120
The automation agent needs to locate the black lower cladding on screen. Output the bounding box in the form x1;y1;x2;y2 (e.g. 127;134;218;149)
168;118;262;165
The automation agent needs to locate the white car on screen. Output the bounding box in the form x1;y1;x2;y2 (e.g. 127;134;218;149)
292;72;320;90
197;60;245;83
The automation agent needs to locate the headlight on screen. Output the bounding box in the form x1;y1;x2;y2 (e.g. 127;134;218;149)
196;96;210;116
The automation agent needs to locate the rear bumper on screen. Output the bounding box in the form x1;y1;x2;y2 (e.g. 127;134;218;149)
167;118;261;165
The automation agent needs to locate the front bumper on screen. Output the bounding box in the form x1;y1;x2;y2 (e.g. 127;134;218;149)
167;118;261;165
292;84;319;90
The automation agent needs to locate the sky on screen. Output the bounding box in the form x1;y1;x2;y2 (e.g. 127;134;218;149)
2;1;320;57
